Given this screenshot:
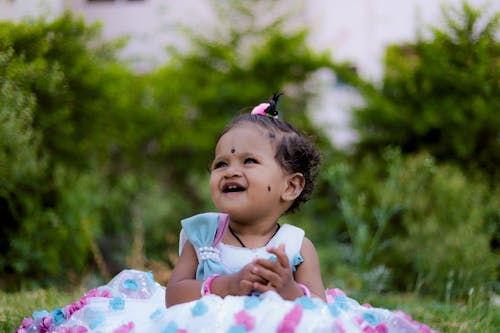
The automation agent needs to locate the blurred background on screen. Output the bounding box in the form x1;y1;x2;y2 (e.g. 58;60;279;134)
0;0;498;310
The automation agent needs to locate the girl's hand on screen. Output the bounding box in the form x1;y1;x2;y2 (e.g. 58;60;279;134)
221;262;268;296
250;244;304;300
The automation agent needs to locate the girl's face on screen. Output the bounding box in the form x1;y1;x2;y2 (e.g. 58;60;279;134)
210;123;291;224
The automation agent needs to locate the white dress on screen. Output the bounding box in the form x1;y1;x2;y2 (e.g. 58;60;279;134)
16;213;439;333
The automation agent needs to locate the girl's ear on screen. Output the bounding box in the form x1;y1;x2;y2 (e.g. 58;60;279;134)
281;172;305;202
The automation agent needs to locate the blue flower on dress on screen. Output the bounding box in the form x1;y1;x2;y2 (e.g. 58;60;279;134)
150;308;165;321
268;255;277;262
109;296;125;311
295;296;316;310
32;310;49;319
327;304;341;317
228;325;247;333
161;321;179;333
84;308;105;329
244;296;261;309
51;308;66;326
123;278;139;291
191;300;208;316
335;296;349;310
362;311;380;326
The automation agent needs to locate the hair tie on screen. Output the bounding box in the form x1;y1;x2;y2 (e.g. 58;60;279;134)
250;92;282;119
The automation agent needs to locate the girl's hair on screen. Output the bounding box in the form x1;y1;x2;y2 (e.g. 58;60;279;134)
217;113;321;214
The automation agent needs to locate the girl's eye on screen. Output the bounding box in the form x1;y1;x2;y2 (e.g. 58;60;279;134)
244;158;257;164
213;161;227;169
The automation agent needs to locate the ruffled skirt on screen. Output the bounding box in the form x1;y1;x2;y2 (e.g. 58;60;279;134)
16;270;439;333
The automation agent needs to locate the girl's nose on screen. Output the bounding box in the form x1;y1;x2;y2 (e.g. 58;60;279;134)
224;165;242;178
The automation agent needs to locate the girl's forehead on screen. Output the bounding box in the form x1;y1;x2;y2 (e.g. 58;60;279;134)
223;122;278;139
215;123;277;153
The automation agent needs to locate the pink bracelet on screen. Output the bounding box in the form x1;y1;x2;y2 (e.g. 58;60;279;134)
297;283;311;297
200;274;220;296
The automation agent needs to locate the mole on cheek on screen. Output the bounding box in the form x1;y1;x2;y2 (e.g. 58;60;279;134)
267;186;271;192
231;148;235;154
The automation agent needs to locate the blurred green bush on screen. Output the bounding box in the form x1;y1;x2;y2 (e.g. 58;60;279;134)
0;13;139;286
286;1;499;300
313;149;498;300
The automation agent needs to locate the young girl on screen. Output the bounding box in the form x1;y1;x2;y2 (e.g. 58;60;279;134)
166;93;325;306
16;95;438;333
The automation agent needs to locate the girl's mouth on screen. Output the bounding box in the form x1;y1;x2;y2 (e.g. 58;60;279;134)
223;184;246;193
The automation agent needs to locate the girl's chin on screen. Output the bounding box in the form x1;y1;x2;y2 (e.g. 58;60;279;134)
224;211;252;223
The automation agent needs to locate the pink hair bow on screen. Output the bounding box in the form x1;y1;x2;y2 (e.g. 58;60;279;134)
251;103;271;116
251;93;281;118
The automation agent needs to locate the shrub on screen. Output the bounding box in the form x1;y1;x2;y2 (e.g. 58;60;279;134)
320;149;498;299
0;13;137;287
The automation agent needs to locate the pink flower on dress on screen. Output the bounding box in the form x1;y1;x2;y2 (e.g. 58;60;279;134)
394;309;413;321
277;304;303;333
20;317;33;328
234;310;255;331
83;288;100;298
15;316;35;332
326;288;346;298
251;103;270;116
38;316;54;333
418;324;434;333
325;288;347;303
64;300;87;318
362;324;388;333
82;287;112;301
333;319;346;333
112;321;135;333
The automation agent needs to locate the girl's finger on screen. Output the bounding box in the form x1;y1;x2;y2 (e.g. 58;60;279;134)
266;245;289;268
253;258;279;271
239;279;254;295
252;281;275;294
249;270;268;284
252;265;280;285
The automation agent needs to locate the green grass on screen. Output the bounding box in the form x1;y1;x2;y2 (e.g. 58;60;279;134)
355;292;500;332
0;287;85;332
1;288;498;332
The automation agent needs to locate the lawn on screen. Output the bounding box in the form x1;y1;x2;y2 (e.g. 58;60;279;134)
1;288;498;332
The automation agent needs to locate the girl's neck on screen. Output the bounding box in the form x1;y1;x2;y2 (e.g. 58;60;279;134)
226;219;281;248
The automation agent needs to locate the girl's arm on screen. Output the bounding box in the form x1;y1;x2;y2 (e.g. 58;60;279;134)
294;237;326;301
165;241;202;307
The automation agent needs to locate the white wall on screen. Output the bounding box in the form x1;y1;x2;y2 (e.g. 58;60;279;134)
0;0;63;21
66;0;216;70
63;0;500;80
304;0;500;81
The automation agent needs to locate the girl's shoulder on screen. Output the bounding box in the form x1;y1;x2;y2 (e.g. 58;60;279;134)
272;223;305;242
